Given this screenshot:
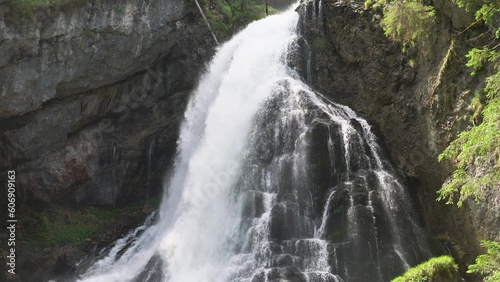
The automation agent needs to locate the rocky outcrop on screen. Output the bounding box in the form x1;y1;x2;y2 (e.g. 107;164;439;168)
299;0;498;276
1;0;184;118
0;0;216;207
0;1;215;280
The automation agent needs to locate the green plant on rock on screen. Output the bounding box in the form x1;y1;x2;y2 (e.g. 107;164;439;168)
466;48;500;75
25;197;161;248
12;0;86;11
437;0;500;208
453;0;500;27
202;0;278;39
365;0;388;10
468;241;500;282
391;256;459;282
379;0;436;49
437;88;500;206
313;37;328;50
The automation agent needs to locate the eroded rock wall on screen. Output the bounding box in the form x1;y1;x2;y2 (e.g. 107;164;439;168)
300;0;499;274
1;0;216;280
0;0;216;208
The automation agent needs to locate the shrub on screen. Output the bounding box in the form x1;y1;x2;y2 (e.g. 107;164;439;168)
380;0;436;48
203;0;278;39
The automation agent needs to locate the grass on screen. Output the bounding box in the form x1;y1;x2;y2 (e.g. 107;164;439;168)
21;197;161;248
392;256;459;282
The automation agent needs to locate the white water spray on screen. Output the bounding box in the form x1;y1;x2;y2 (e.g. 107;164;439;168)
79;5;302;282
77;3;429;282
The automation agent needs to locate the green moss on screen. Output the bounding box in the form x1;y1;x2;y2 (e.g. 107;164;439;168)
16;0;86;8
112;4;125;16
23;197;161;248
365;0;387;10
468;91;485;125
392;256;459;282
313;37;328;50
6;0;87;20
407;58;416;68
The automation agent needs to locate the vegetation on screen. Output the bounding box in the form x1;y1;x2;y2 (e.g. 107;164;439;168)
21;198;160;248
376;2;499;281
391;256;459;282
371;0;500;209
9;0;86;14
380;0;435;48
313;37;328;50
201;0;278;39
436;0;500;208
17;0;77;6
468;241;500;282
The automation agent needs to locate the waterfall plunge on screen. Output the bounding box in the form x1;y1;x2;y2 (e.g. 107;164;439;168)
77;3;429;282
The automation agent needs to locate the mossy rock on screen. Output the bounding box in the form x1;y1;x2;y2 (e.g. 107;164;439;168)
313;37;328;50
392;256;460;282
20;197;161;249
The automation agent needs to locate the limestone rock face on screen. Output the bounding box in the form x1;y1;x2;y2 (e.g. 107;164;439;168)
299;0;498;270
0;0;186;117
0;0;216;207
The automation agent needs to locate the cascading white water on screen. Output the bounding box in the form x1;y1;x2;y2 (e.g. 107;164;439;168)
76;3;429;282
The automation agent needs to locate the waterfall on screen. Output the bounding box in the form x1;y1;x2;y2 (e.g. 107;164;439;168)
76;3;429;282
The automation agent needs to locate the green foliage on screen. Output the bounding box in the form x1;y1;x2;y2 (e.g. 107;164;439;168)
438;61;500;206
6;0;87;21
365;0;388;10
437;0;500;208
25;198;160;248
453;0;500;26
11;0;86;12
484;69;500;99
468;91;485;125
392;256;459;282
437;91;500;206
203;0;278;39
466;48;500;75
468;241;500;282
380;0;436;48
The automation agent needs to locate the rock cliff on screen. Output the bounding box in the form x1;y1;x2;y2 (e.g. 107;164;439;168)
300;0;499;276
0;0;215;207
1;0;498;280
0;0;215;280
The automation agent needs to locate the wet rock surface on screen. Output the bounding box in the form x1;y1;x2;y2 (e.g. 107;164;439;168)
299;0;498;273
1;0;185;118
0;0;216;207
0;0;216;281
